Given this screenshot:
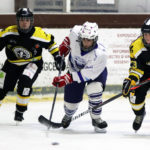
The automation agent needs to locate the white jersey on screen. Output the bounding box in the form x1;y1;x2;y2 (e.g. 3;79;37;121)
68;25;107;83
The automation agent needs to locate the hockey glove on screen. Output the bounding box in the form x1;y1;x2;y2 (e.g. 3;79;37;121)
59;37;70;57
122;78;136;97
52;73;73;88
54;55;66;71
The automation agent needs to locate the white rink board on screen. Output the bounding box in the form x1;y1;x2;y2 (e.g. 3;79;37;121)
0;28;141;86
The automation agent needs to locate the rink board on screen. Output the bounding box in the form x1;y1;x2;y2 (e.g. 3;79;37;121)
3;92;150;103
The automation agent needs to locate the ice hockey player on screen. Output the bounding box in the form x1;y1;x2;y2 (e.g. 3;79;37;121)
122;18;150;131
0;8;65;122
52;21;108;132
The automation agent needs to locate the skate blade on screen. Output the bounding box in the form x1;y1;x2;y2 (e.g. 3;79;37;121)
15;121;21;126
94;127;107;133
134;130;138;133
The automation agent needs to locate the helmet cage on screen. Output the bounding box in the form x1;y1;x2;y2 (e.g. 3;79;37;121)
16;8;34;33
79;36;98;52
79;21;98;52
141;18;150;48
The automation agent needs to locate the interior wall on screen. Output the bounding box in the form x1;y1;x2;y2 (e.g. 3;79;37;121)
118;0;150;13
0;0;14;13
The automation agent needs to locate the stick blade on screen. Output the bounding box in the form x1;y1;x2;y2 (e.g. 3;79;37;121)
38;115;62;128
38;115;50;128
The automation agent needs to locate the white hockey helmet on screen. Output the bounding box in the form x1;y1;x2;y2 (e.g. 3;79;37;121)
79;21;98;40
79;21;99;52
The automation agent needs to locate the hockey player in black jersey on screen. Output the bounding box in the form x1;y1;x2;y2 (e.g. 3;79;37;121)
0;8;65;122
122;18;150;131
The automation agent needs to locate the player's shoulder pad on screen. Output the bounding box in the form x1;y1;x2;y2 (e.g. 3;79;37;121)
95;43;107;59
32;27;52;43
0;25;18;37
130;36;145;58
70;25;82;36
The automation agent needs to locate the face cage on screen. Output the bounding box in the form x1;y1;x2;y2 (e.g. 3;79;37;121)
79;36;98;52
17;16;34;33
142;38;150;49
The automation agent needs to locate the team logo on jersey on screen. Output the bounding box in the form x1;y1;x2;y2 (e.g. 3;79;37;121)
13;47;32;59
73;56;86;69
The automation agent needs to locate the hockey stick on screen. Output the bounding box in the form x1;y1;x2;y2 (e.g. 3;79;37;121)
39;77;150;129
38;55;64;129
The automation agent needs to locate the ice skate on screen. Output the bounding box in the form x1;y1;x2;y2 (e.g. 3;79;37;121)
14;110;24;125
133;111;146;132
61;115;72;128
92;118;108;133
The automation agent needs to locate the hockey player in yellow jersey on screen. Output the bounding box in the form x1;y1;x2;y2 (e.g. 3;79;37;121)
122;18;150;131
0;8;65;122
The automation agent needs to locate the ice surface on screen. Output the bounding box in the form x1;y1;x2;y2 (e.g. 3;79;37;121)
0;96;150;150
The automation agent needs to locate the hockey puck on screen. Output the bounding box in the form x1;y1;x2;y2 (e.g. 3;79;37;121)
51;142;59;145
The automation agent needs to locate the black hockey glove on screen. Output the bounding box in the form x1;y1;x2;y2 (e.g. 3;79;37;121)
54;55;66;71
122;78;136;97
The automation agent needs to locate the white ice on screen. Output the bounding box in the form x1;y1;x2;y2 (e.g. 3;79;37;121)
0;96;150;150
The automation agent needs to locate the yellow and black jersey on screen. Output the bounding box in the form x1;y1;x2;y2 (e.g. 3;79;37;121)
129;36;150;81
0;25;59;65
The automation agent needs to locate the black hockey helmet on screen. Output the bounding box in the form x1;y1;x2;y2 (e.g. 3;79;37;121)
141;18;150;48
16;8;34;33
141;18;150;34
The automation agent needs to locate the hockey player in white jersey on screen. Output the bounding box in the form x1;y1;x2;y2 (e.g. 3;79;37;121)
52;21;108;132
